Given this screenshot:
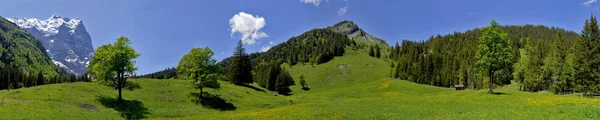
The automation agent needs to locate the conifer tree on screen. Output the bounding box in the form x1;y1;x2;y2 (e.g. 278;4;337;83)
228;40;253;85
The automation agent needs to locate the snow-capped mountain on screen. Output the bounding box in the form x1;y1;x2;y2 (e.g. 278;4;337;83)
7;15;94;76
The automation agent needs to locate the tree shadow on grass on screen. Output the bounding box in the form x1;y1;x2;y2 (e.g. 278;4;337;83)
302;87;311;91
97;96;149;120
489;92;510;95
236;84;266;92
189;92;237;111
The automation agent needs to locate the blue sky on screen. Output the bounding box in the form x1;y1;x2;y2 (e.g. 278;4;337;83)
1;0;599;74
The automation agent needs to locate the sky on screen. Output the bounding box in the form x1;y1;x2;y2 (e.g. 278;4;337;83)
1;0;599;75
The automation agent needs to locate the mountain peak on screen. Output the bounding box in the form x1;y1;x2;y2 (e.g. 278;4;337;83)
328;20;388;46
6;15;93;76
49;14;61;19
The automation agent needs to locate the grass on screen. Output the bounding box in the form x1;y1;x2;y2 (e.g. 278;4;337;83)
1;49;600;119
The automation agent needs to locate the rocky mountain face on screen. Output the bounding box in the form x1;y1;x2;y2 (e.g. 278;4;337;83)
7;15;94;75
328;21;388;46
0;17;63;77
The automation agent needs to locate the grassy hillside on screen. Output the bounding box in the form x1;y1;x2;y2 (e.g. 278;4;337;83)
1;49;600;119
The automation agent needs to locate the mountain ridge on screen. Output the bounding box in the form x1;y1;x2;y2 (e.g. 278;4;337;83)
7;15;94;75
0;16;64;77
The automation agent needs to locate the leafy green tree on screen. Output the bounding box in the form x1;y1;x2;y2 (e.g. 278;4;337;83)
299;74;307;88
177;47;222;96
475;20;514;93
87;36;141;101
228;40;253;85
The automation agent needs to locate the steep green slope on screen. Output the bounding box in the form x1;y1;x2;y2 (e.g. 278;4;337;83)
0;17;62;77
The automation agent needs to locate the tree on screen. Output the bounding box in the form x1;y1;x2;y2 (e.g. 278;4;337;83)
37;72;44;86
369;46;375;57
541;31;571;93
275;68;295;94
87;36;141;101
571;14;600;93
475;20;514;93
177;47;221;97
375;45;381;58
228;40;253;85
299;74;307;89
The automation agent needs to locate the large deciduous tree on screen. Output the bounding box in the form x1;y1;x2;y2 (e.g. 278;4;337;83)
476;20;514;93
177;47;221;96
87;36;141;101
227;40;253;85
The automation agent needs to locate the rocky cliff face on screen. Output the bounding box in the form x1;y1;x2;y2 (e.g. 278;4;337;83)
7;15;94;75
328;21;388;46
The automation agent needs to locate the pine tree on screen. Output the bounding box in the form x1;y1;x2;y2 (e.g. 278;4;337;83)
37;72;44;86
228;40;253;85
375;45;381;58
369;46;374;57
572;14;600;93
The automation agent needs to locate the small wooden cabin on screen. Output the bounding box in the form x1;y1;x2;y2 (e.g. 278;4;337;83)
455;84;465;91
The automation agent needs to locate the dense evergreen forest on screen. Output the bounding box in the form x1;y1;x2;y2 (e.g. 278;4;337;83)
135;67;177;79
389;15;600;94
389;24;578;89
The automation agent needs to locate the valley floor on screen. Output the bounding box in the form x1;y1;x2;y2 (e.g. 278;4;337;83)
1;50;600;119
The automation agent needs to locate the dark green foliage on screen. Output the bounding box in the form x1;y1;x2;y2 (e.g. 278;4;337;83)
0;66;89;90
368;46;374;57
300;74;307;89
570;15;600;93
390;23;578;89
275;68;295;95
374;45;381;58
227;40;253;85
136;67;177;79
253;61;296;94
251;29;351;66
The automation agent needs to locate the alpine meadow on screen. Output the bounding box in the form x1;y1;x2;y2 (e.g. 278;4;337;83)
2;0;600;119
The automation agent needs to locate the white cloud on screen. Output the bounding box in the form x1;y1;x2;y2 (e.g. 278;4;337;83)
337;6;348;16
301;0;323;6
269;41;275;45
260;46;271;52
583;0;597;6
229;12;268;45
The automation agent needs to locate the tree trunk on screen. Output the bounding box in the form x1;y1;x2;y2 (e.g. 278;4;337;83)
200;87;203;98
489;70;494;94
118;73;123;101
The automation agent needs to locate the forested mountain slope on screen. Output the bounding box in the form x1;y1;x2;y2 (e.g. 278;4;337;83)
389;25;579;89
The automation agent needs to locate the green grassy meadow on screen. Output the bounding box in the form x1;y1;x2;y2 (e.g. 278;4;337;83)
1;49;600;119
